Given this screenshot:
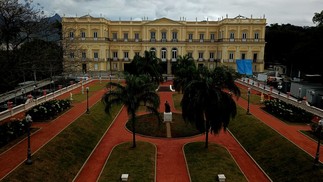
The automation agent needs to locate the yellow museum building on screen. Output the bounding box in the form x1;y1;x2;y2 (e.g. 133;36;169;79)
62;15;266;76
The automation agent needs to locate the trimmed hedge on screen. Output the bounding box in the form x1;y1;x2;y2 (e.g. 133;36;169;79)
0;99;71;148
0;118;29;147
26;99;71;121
263;98;314;123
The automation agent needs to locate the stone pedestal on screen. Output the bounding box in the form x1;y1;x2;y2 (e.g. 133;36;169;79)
163;112;172;122
218;174;226;182
164;112;172;138
121;174;129;181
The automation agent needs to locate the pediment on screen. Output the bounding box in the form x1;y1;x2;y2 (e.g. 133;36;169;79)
144;18;184;26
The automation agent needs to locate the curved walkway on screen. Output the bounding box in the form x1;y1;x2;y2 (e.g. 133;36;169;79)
73;81;269;182
1;80;321;181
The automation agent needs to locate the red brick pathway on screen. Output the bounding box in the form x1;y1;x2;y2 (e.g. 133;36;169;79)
1;80;320;181
0;80;104;180
74;81;270;182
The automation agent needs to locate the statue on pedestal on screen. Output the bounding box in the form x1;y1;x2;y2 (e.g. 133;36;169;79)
165;101;171;113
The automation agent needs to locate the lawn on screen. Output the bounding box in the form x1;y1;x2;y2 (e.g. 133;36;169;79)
185;142;247;182
127;113;201;138
2;101;122;182
98;141;156;182
229;107;323;181
71;81;109;103
174;90;323;181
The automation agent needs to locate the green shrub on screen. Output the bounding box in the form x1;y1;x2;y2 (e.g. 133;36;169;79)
26;99;71;121
263;98;314;123
0;118;29;147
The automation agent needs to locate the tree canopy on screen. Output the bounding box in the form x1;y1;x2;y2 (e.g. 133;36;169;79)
0;0;61;93
102;74;161;148
181;66;240;148
313;10;323;27
125;50;164;85
265;23;323;79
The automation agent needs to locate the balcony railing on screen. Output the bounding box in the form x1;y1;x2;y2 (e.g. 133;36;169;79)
65;37;265;43
222;59;236;63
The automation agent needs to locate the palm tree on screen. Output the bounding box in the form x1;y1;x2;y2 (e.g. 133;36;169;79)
126;50;164;85
172;55;198;93
102;74;161;148
181;66;240;148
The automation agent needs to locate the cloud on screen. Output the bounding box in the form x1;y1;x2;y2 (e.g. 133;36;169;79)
33;0;322;26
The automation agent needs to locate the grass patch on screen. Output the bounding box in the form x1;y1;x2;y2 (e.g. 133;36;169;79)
0;128;39;154
239;87;263;105
126;113;201;138
185;142;247;182
98;141;155;182
300;130;323;144
173;88;263;111
228;107;323;181
2;102;122;182
71;81;109;103
172;93;183;111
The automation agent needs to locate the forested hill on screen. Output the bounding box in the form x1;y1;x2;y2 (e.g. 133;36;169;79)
265;24;323;79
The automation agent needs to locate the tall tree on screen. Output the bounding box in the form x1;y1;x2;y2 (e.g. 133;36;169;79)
265;23;323;78
126;50;163;85
313;10;323;27
17;39;63;81
0;0;50;93
0;0;45;51
172;55;198;93
181;66;240;148
102;74;161;148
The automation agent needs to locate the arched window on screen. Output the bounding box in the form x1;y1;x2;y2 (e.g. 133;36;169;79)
171;48;177;62
161;48;167;61
150;47;156;56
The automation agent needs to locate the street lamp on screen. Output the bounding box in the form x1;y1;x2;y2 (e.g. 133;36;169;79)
246;87;251;115
86;87;90;114
109;74;112;92
33;85;36;99
313;119;323;167
278;84;282;95
21;88;25;103
25;114;33;165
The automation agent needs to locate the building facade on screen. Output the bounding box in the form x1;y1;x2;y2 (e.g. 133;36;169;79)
62;15;266;76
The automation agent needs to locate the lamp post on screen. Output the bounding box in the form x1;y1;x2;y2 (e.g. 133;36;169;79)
278;84;282;95
86;87;90;114
314;119;323;167
33;85;36;99
246;87;251;115
109;74;112;92
25;114;33;165
21;88;25;103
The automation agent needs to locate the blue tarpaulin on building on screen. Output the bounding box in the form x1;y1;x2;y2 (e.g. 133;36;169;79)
236;59;253;75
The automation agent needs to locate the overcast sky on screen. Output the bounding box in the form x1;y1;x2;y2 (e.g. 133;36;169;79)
31;0;323;26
